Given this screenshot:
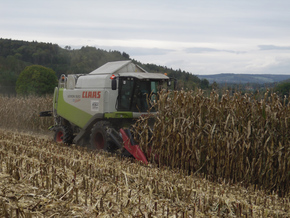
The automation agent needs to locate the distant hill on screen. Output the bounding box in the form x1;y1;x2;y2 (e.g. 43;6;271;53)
197;73;290;84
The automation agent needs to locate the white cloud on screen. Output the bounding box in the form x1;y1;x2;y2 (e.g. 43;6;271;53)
258;45;290;51
185;47;246;54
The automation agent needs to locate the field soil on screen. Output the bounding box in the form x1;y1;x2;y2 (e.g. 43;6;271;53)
0;129;289;217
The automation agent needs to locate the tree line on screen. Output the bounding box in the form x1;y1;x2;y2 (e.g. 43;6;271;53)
0;38;208;95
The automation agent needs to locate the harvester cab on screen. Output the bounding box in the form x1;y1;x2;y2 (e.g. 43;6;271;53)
42;60;175;164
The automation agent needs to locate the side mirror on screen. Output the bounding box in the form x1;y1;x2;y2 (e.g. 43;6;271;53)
112;77;117;90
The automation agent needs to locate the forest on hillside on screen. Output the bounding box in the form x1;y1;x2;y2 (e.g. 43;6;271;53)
0;38;204;95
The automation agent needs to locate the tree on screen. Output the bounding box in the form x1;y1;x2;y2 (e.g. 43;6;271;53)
274;82;290;97
211;81;218;90
122;52;130;59
16;65;58;95
200;79;209;89
0;71;17;86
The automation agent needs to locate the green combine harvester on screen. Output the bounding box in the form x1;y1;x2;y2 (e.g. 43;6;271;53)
40;60;175;164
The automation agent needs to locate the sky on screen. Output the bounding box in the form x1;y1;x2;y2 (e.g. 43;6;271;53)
1;0;290;75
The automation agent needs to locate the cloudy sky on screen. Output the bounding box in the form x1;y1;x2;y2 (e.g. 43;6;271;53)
1;0;290;75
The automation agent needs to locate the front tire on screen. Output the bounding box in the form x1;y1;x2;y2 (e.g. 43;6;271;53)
54;126;73;145
89;121;118;152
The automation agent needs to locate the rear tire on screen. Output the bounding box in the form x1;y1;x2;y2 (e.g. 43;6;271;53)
54;126;73;145
89;121;119;152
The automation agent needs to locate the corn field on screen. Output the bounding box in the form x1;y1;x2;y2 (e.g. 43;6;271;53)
0;95;53;132
0;129;289;217
134;90;290;197
0;93;289;216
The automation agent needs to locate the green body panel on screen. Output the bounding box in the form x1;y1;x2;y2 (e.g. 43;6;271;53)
57;89;94;128
104;112;133;119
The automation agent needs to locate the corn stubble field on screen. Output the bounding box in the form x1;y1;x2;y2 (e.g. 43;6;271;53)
0;93;289;217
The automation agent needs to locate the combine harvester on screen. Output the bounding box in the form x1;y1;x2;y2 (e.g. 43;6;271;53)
41;60;175;164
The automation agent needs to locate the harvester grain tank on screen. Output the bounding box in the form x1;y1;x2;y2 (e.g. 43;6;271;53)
41;60;175;164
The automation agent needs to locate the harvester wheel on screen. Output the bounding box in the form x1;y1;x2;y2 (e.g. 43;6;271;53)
89;121;118;152
54;126;73;145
